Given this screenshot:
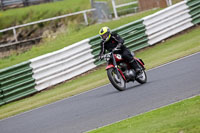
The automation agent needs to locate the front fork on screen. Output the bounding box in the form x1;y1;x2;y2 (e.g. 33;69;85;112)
111;53;121;78
110;53;127;81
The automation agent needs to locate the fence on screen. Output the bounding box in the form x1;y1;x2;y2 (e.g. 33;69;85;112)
0;0;59;10
0;0;199;106
0;8;96;47
111;0;138;18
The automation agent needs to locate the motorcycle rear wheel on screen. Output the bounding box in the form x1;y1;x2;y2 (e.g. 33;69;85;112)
107;68;126;91
136;69;147;84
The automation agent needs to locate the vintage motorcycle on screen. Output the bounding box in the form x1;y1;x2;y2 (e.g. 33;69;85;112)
102;49;147;91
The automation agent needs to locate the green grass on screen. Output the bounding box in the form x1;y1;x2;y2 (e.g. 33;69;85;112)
0;0;91;29
0;24;199;120
88;95;200;133
0;9;159;69
0;0;93;46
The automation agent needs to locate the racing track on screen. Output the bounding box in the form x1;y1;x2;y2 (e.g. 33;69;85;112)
0;52;200;133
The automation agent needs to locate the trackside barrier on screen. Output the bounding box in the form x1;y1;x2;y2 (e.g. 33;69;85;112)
0;0;199;105
187;0;200;24
0;61;36;105
89;19;148;66
113;20;148;51
0;87;4;105
143;1;194;45
30;39;96;91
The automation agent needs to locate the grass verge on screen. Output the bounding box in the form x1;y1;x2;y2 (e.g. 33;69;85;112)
88;95;200;133
0;0;91;29
0;25;199;120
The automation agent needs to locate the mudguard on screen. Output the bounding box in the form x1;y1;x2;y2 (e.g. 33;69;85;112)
106;65;126;81
106;64;115;70
134;57;145;69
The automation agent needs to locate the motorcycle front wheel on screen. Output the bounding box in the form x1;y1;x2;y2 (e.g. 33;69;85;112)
107;68;126;91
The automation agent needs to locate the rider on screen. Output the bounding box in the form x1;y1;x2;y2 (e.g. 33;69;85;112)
99;26;141;74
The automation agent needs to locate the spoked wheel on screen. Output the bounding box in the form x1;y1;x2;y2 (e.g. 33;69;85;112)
136;67;147;84
107;68;126;91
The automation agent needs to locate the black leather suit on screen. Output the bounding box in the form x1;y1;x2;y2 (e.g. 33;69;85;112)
99;33;134;63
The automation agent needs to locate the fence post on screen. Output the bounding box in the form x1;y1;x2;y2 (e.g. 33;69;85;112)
83;11;89;25
0;0;3;10
111;0;118;19
13;28;18;42
166;0;172;6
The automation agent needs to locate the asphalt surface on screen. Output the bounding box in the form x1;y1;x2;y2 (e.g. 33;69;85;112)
0;52;200;133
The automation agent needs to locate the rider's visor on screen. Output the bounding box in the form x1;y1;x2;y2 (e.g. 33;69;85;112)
101;32;109;40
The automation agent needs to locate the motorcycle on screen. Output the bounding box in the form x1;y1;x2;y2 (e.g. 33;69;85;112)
102;49;147;91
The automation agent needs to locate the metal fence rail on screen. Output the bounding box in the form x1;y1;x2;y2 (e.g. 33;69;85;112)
0;8;96;47
111;0;138;18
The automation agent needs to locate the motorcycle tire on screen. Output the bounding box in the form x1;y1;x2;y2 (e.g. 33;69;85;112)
136;68;147;84
107;68;126;91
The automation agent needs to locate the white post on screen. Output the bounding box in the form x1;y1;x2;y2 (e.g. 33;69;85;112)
166;0;172;6
169;0;172;6
83;12;88;25
111;0;118;19
13;28;18;42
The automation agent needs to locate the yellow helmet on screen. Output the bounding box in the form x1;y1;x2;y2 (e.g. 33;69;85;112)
99;27;111;42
